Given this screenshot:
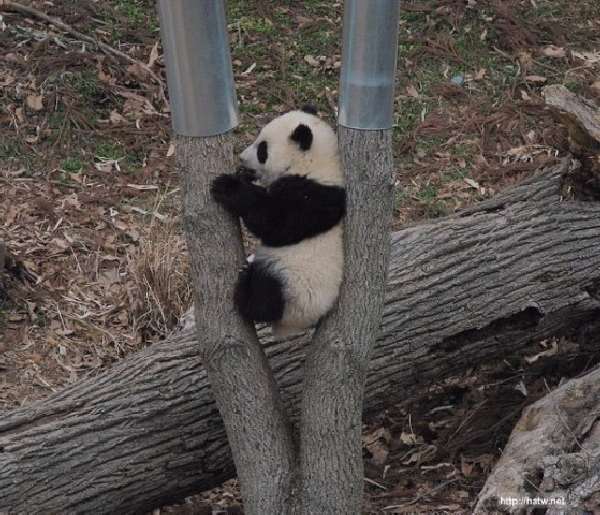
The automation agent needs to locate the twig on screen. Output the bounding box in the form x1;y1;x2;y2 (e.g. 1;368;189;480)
0;0;167;105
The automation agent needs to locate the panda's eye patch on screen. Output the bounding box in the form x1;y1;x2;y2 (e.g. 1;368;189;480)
290;123;313;151
257;141;268;164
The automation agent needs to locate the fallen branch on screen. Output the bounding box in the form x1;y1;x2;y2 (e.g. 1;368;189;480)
475;366;600;514
1;158;600;513
0;0;167;105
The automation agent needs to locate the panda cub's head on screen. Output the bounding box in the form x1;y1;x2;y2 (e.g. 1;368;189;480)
240;105;342;186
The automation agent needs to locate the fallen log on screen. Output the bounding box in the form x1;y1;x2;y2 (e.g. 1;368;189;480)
475;365;600;514
1;158;600;514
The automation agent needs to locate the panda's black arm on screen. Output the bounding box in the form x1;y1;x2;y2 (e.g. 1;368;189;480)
246;175;346;246
211;174;345;246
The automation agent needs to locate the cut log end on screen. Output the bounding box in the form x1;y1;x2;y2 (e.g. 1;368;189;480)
475;366;600;514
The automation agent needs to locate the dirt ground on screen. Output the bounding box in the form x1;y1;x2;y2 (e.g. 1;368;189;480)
1;0;600;513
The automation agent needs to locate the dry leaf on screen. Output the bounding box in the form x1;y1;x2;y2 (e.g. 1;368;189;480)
26;95;43;111
525;75;547;83
399;431;417;445
97;65;114;85
95;159;121;173
147;41;160;68
524;340;558;363
50;238;70;251
363;428;391;466
303;54;319;67
127;184;159;191
0;73;15;87
541;45;566;58
518;51;534;70
461;460;474;477
296;15;314;29
241;62;256;77
109;110;127;125
591;81;600;97
406;84;419;98
514;380;527;396
572;50;600;65
464;178;480;189
127;62;151;83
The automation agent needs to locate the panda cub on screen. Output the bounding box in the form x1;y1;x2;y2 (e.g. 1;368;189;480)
211;106;345;337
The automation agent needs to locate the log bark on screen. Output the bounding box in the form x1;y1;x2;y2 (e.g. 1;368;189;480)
475;365;600;514
176;135;295;515
298;128;394;513
1;159;600;514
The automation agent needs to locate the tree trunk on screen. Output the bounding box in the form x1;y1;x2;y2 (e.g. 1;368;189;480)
475;365;600;514
1;159;600;514
175;135;295;515
298;128;394;514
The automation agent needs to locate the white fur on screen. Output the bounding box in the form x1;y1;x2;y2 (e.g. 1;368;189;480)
241;110;344;337
240;111;343;186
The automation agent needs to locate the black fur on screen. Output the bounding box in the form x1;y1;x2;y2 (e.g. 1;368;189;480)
211;173;345;247
234;261;285;322
290;124;313;151
236;165;257;183
210;170;267;217
301;104;318;115
257;141;268;164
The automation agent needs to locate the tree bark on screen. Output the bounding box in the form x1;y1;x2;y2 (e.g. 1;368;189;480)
475;365;600;514
175;135;295;515
1;159;600;514
298;129;394;514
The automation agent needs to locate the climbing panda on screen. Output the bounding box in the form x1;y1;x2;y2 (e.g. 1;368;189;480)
210;105;345;337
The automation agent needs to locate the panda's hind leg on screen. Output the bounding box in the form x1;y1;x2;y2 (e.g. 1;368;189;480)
234;261;285;323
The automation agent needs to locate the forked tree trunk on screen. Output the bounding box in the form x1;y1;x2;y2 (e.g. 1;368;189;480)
1;159;600;514
298;128;395;513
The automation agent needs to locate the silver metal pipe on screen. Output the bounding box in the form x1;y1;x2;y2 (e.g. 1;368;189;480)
158;0;239;137
338;0;401;130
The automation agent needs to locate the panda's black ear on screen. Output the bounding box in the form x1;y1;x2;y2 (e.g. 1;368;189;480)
301;104;318;115
290;123;313;151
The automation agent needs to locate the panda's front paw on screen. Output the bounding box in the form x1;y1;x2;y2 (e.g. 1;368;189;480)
211;173;241;199
210;174;244;213
236;166;257;183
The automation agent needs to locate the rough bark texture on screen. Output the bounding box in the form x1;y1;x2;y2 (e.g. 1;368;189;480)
175;135;295;515
475;366;600;514
1;159;600;514
298;128;394;514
